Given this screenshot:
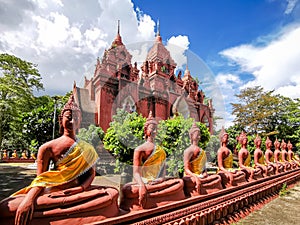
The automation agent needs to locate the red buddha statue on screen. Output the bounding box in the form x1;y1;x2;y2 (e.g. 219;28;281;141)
120;111;185;211
237;132;263;181
253;135;275;176
2;150;8;159
264;136;280;174
20;150;28;160
287;141;299;168
0;94;119;225
11;150;19;159
273;138;285;173
217;127;246;188
183;122;223;196
280;140;292;171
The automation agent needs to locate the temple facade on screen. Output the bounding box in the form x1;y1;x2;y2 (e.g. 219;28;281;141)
75;23;214;133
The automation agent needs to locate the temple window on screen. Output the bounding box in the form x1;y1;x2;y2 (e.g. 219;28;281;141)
121;96;136;113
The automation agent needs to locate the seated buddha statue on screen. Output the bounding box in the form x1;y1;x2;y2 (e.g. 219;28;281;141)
0;94;119;225
182;123;223;196
264;136;280;174
273;138;285;173
253;134;275;176
287;141;300;168
2;150;8;159
11;150;19;159
217;127;246;188
20;150;28;160
237;132;263;181
120;112;185;211
280;140;292;171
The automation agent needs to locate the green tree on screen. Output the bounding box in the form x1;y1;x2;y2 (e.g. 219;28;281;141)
78;124;104;149
231;86;280;135
0;53;43;148
231;86;300;151
103;109;146;171
156;114;210;176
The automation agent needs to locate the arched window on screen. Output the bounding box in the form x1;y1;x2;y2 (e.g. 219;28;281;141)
172;96;190;118
121;96;136;113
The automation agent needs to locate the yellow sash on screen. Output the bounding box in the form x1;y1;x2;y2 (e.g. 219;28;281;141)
258;154;265;165
244;152;251;167
223;150;233;169
276;151;282;161
12;140;98;196
270;155;274;163
142;145;166;183
190;149;206;175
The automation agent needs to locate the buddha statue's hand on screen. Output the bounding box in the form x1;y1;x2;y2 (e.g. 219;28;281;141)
48;186;83;198
148;177;164;185
138;184;147;207
63;186;84;196
15;198;34;225
195;177;201;193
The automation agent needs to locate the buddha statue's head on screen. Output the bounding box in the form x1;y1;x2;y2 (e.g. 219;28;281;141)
280;139;287;150
254;134;262;147
219;127;228;145
287;141;293;150
265;136;272;149
59;94;82;135
189;122;200;144
144;111;158;139
274;138;280;149
238;131;248;145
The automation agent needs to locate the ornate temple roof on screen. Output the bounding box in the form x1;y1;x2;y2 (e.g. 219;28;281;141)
146;22;176;66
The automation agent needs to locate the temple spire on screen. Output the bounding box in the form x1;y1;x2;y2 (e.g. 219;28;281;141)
155;19;162;42
157;19;160;36
112;20;123;46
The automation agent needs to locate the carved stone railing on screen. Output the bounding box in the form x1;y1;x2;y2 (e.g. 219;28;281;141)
92;168;300;225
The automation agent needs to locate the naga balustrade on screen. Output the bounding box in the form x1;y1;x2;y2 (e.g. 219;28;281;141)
91;168;300;225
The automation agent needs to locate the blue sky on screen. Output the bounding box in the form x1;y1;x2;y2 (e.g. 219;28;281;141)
1;0;300;128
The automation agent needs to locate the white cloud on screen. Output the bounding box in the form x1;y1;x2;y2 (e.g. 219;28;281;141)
220;23;300;99
166;35;190;69
285;0;298;14
0;0;159;95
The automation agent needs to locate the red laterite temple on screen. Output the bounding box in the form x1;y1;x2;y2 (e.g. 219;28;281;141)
75;22;214;133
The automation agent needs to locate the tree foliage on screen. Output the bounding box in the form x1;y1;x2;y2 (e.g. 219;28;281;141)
231;86;280;135
0;53;43;148
103;109;146;170
156;114;210;176
77;124;105;149
103;110;211;175
230;86;300;152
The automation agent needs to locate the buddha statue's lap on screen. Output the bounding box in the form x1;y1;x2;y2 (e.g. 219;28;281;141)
183;174;223;196
120;112;185;211
0;94;119;225
121;177;184;210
